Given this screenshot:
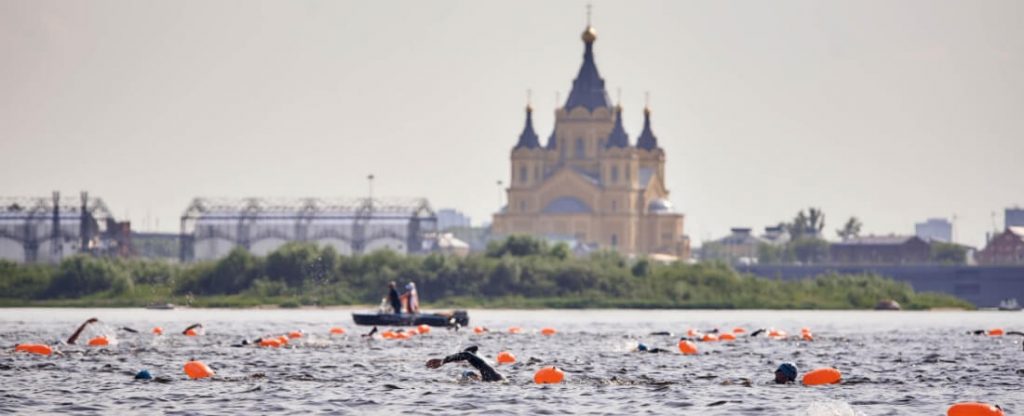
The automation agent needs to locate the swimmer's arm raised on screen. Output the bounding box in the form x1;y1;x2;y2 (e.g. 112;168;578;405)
67;318;98;344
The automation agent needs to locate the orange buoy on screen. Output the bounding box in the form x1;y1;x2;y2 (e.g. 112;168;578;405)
768;329;787;339
732;327;746;334
473;326;488;334
277;335;289;344
152;327;163;335
184;328;198;337
801;327;811;333
802;332;814;341
701;333;718;342
329;327;346;335
396;331;412;340
496;351;516;365
802;367;842;386
533;366;565;384
687;328;701;337
678;340;698;355
947;402;1004;416
88;336;110;346
508;326;523;334
540;327;557;336
417;324;431;334
987;328;1004;337
183;360;214;379
15;344;52;356
719;333;736;341
259;338;282;348
381;330;395;339
288;331;302;339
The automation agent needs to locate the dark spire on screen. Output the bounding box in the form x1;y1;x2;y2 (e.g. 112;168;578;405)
564;26;611;111
514;106;541;149
605;105;630;148
636;106;659;150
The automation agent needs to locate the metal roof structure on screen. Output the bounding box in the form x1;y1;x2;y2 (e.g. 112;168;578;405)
180;197;437;261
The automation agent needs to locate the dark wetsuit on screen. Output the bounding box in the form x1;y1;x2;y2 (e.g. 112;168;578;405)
441;348;503;382
388;287;402;314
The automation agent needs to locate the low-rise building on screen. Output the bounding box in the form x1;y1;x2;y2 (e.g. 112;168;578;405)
829;235;931;265
976;227;1024;265
915;218;952;243
701;228;764;263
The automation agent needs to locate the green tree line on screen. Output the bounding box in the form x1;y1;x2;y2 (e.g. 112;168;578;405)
0;235;972;309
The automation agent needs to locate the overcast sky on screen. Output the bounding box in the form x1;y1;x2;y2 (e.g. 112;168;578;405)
1;0;1021;247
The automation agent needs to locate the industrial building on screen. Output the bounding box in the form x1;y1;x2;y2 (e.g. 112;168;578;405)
179;197;438;261
0;192;131;263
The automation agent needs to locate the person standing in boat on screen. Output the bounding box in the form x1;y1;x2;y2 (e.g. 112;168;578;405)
386;281;403;314
401;282;420;314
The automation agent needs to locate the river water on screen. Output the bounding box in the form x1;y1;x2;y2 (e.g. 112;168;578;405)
1;308;1022;415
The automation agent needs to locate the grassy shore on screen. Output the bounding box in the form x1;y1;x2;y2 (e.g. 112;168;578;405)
0;237;974;310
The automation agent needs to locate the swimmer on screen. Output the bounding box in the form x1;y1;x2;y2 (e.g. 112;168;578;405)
120;327;139;334
635;343;671;353
426;346;504;382
648;331;674;336
774;362;797;384
750;328;767;337
66;318;99;344
362;326;378;338
182;323;203;335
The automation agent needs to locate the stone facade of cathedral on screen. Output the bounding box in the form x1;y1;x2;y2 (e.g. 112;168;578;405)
491;24;690;258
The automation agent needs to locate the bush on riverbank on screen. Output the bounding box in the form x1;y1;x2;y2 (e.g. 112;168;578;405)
0;237;972;310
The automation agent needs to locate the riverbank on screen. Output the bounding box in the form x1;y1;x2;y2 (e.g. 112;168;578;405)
0;238;974;310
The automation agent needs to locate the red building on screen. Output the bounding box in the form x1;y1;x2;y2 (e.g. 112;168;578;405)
977;227;1024;265
829;235;931;265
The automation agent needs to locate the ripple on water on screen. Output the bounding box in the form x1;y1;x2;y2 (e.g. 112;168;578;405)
1;309;1022;414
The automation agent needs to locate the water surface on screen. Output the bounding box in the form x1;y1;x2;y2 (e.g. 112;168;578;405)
1;308;1022;415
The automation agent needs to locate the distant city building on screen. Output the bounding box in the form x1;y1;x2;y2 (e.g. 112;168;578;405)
491;21;689;258
915;218;952;243
761;225;790;245
701;228;764;263
436;208;471;231
0;191;130;263
976;227;1024;265
179;197;437;261
1006;207;1024;228
131;232;180;260
830;235;930;265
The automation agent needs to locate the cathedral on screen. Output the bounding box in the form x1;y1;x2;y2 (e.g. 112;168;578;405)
491;23;690;259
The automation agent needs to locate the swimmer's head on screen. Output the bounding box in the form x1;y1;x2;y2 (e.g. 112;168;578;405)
460;370;480;381
637;343;649;352
775;362;798;384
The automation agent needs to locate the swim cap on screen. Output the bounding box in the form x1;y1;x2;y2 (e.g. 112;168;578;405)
134;369;153;380
775;362;798;382
637;343;649;352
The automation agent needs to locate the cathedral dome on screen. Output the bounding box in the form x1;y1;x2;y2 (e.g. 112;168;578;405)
647;199;674;214
581;26;597;43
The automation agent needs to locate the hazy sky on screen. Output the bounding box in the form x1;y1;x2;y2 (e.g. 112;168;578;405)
1;0;1021;247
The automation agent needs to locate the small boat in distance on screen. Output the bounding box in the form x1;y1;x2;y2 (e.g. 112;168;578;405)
145;303;176;310
998;298;1021;311
352;310;469;327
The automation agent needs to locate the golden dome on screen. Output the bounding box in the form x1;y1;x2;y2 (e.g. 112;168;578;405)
581;26;597;43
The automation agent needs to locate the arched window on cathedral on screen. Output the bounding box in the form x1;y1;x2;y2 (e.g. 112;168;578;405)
575;138;585;159
611;166;619;183
519;166;528;184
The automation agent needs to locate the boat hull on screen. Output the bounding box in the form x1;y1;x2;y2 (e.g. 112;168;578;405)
352;310;469;327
